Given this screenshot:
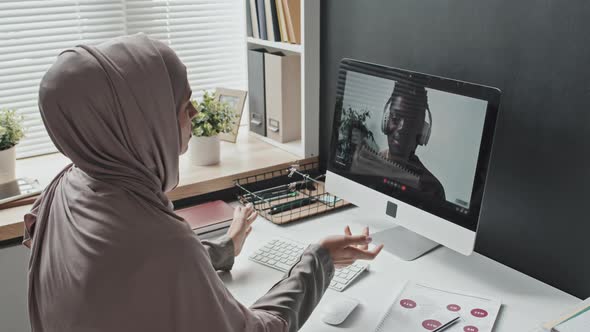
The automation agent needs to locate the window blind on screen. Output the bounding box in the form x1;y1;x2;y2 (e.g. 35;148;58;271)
0;1;126;158
1;0;247;159
125;0;248;120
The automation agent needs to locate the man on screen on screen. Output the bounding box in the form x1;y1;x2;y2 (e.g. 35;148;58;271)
350;80;446;202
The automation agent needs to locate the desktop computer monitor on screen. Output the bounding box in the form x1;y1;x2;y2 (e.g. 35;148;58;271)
326;59;501;260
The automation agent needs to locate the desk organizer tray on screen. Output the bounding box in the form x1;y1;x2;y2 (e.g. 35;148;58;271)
235;162;349;224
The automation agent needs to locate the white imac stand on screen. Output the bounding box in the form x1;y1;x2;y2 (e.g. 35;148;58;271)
371;226;440;261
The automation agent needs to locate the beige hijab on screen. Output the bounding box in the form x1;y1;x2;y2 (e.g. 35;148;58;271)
23;34;286;332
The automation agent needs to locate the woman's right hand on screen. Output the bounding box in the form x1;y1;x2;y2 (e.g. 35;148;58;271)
319;226;384;268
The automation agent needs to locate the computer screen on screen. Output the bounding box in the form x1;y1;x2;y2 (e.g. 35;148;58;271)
329;59;500;231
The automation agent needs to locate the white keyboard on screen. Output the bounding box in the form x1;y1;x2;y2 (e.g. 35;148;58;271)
249;238;369;292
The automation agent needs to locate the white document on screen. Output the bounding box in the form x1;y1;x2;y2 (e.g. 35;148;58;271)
376;282;502;332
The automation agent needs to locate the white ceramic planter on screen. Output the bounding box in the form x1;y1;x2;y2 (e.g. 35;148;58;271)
189;135;220;166
0;146;16;184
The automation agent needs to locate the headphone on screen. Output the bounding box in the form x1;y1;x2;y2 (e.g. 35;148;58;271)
381;95;432;146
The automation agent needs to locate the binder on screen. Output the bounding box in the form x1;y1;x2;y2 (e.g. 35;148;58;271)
275;0;289;42
265;0;281;42
246;0;254;37
264;52;301;143
255;0;268;40
248;49;267;136
283;0;300;44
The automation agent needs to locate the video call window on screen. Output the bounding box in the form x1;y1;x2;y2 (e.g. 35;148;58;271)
333;70;488;214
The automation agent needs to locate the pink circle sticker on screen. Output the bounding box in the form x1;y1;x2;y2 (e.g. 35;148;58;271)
422;319;442;330
447;304;461;312
400;299;417;309
471;308;488;318
464;326;479;332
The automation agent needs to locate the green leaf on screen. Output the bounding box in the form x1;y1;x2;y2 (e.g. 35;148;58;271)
0;109;24;151
190;90;237;137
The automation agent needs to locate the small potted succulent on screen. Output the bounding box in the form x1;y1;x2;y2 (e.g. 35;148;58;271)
0;109;24;183
189;91;236;166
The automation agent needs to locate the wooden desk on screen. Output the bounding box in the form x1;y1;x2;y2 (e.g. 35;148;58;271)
0;130;314;242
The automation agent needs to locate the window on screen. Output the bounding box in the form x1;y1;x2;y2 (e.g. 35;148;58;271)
0;0;247;159
125;0;248;117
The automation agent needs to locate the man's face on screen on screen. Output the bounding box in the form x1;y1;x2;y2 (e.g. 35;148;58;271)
386;96;423;160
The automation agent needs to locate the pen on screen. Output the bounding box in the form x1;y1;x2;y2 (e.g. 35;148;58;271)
252;192;298;205
268;197;318;215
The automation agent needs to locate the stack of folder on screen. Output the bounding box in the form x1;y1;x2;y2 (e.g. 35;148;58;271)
246;0;301;44
247;49;301;142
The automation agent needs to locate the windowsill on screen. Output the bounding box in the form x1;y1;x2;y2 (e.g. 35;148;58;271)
0;129;316;242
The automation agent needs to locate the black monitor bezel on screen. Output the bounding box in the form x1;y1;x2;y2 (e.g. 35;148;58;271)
328;58;501;232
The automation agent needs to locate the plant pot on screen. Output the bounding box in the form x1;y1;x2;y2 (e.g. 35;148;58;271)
0;146;16;184
188;135;220;166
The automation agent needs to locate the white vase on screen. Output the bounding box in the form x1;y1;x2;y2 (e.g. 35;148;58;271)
189;135;220;166
0;146;16;184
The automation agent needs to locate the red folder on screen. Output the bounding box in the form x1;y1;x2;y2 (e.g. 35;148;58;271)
175;200;235;234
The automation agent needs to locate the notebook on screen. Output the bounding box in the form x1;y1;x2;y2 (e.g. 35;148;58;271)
542;298;590;331
555;311;590;332
376;282;501;332
175;200;234;235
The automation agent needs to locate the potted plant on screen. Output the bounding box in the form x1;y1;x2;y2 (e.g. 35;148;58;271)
337;106;375;165
0;109;24;183
189;91;236;166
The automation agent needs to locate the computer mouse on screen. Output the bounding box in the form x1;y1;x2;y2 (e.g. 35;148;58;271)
320;296;359;325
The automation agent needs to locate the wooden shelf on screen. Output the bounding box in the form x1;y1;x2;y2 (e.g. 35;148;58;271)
249;132;304;157
247;37;302;54
244;0;320;158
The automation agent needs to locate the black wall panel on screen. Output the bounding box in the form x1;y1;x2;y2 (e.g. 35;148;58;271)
320;0;590;298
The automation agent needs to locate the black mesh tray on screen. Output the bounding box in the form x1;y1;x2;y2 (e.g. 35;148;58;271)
234;162;349;224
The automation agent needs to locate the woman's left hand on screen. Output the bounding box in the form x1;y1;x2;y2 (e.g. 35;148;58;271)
227;203;258;257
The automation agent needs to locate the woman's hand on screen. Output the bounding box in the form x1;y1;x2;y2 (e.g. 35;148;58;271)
320;226;384;268
227;203;257;257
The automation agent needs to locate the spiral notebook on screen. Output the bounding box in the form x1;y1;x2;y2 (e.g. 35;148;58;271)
376;282;502;332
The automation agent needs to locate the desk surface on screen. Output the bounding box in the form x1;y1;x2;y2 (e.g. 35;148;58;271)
222;206;580;332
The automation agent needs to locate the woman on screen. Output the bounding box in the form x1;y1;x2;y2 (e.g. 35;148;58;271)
23;34;383;332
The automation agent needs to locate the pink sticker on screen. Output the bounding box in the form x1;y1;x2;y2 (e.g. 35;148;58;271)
400;299;417;309
464;326;479;332
447;304;461;312
422;320;442;330
471;308;488;318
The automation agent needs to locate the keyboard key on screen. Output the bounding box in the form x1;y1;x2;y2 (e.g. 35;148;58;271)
331;282;344;291
275;262;293;271
332;276;349;285
344;273;355;280
250;239;368;292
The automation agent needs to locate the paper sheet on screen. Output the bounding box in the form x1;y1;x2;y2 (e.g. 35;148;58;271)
376;282;501;332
